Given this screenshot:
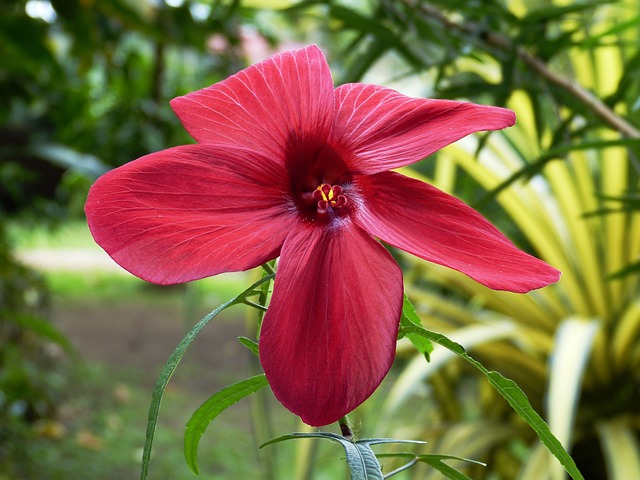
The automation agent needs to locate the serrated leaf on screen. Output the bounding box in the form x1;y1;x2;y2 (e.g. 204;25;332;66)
261;432;411;479
184;374;268;475
353;443;383;480
400;295;434;361
398;321;585;480
140;274;274;480
237;336;259;356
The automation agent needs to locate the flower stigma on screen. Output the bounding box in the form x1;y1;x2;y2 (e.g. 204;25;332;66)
313;184;347;214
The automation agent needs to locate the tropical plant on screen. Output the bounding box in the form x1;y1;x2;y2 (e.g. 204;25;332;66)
302;0;640;478
1;0;259;222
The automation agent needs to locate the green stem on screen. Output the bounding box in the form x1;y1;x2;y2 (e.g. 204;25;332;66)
243;299;268;312
339;416;354;440
383;457;418;479
249;265;277;479
140;274;274;480
261;261;276;276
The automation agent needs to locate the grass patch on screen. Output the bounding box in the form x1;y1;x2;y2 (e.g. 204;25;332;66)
9;219;251;303
44;269;249;307
8;220;98;251
2;362;266;480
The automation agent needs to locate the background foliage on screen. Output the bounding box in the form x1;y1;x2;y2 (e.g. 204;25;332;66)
313;1;640;479
1;0;639;478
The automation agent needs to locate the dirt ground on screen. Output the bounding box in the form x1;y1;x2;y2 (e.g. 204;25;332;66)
19;248;255;393
51;293;254;394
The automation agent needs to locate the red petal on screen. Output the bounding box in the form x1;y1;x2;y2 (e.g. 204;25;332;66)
330;84;516;174
85;145;297;284
259;220;403;426
170;45;334;164
354;172;561;292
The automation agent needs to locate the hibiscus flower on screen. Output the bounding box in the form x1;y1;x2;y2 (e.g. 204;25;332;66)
85;45;560;427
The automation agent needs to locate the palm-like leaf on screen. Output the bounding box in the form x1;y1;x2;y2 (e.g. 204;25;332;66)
287;1;640;477
383;104;640;478
324;2;640;477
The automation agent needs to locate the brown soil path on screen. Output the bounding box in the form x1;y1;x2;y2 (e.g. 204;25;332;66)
19;248;255;393
53;295;253;393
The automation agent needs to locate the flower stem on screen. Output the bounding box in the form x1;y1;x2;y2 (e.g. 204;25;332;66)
243;299;268;312
261;261;276;276
339;415;354;440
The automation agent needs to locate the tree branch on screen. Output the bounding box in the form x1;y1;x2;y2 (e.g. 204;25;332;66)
411;1;640;138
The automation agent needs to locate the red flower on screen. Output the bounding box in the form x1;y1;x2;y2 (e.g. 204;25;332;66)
85;45;560;427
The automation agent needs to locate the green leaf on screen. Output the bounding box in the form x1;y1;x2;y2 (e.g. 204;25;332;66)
338;36;388;84
608;259;640;280
398;322;585;480
357;439;426;479
609;47;640;107
521;1;606;25
378;450;487;472
584;191;640;218
358;438;426;447
237;336;260;356
140;274;274;480
328;4;423;84
415;454;477;480
378;452;484;479
262;432;383;479
475;138;640;209
184;374;269;475
262;433;425;479
399;295;434;361
354;443;384;480
581;13;640;49
255;265;274;328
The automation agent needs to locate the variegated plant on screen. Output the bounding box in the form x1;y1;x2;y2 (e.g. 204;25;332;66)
380;75;639;480
308;1;640;478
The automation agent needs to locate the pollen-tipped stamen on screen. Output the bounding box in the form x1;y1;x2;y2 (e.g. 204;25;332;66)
313;184;347;213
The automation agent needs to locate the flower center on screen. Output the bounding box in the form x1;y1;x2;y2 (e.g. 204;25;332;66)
313;184;347;214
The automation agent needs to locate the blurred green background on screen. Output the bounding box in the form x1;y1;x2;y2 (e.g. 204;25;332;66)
2;0;640;478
